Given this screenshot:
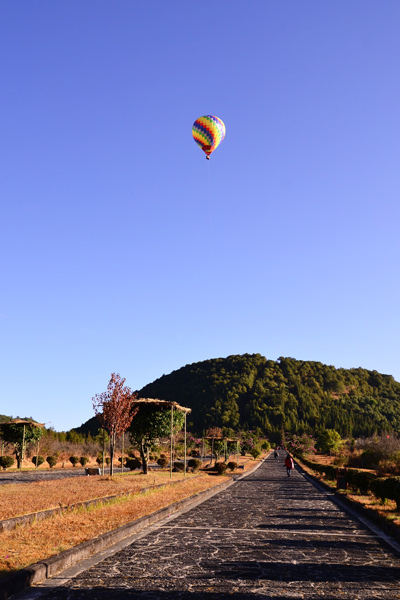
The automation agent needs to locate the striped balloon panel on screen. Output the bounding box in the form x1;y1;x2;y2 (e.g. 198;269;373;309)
192;115;226;155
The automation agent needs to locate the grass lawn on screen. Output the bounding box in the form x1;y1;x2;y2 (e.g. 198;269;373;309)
0;455;263;577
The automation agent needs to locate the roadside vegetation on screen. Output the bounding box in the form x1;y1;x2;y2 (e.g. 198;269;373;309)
288;429;400;535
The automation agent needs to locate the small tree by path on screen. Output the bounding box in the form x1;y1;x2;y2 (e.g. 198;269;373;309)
92;373;138;476
129;403;184;475
0;420;44;468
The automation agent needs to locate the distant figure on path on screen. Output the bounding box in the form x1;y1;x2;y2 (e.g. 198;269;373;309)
274;448;279;460
284;454;294;476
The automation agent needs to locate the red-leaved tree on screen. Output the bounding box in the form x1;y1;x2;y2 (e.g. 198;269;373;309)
92;373;137;475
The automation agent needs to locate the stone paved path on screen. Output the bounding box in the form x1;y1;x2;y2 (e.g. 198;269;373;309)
21;456;400;599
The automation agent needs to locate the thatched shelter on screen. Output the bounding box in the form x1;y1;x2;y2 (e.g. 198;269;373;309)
132;398;191;477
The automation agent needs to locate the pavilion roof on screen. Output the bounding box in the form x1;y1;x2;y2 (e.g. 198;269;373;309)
133;398;191;414
1;418;46;428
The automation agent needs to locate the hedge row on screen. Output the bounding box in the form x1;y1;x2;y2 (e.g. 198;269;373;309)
299;456;400;508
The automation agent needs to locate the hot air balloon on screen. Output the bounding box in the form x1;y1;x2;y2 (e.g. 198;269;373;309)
192;115;226;159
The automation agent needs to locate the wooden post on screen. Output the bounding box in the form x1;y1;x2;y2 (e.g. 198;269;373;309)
35;441;40;469
184;412;187;478
170;404;174;479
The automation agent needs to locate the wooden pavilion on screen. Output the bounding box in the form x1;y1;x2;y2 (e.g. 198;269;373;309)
132;398;191;477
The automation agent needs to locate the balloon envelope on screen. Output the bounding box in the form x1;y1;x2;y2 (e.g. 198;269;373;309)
192;115;226;159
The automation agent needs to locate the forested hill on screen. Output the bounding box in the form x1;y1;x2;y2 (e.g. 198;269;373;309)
137;354;400;439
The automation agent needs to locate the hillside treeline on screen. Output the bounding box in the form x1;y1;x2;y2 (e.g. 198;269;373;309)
137;354;400;440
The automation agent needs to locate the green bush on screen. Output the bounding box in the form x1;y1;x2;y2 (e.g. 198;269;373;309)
360;448;382;469
157;457;169;468
46;456;57;468
227;461;238;471
80;456;89;467
215;462;227;475
346;469;376;494
261;441;271;451
249;447;261;459
0;455;14;470
96;454;110;466
187;458;202;471
370;477;392;504
125;458;142;471
69;456;79;467
382;476;400;510
32;455;45;467
173;461;184;472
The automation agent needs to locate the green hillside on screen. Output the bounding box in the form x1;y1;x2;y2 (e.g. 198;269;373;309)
137;354;400;440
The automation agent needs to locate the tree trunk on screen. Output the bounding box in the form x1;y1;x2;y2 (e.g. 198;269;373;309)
140;440;148;474
110;434;115;476
16;450;22;469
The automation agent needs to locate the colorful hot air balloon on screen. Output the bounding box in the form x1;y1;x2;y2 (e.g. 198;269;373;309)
192;115;226;159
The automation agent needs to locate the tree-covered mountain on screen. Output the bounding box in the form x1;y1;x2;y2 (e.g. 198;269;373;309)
137;354;400;440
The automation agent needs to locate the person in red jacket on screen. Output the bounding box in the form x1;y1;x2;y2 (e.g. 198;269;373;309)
284;454;294;476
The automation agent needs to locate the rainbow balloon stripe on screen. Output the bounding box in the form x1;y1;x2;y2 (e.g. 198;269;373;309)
192;115;226;159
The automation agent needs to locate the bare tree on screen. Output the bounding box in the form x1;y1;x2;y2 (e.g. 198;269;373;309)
92;373;137;475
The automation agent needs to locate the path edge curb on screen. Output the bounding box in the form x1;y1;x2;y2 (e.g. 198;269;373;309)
0;457;265;600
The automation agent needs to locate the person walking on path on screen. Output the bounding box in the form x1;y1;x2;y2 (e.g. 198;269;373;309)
284;453;294;476
274;448;279;460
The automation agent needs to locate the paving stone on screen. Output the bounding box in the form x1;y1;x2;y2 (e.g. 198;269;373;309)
24;456;400;599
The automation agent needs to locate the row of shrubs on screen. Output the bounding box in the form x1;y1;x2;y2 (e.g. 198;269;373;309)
299;455;400;510
0;454;241;475
0;455;92;470
123;458;240;475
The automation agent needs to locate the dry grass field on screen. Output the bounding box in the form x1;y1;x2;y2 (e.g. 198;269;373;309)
0;456;262;578
0;470;194;520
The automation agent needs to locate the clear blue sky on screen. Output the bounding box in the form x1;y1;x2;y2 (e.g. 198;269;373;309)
1;2;399;432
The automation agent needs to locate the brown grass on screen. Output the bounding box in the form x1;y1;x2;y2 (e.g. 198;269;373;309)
0;455;264;577
0;470;197;520
0;456;258;521
0;474;226;577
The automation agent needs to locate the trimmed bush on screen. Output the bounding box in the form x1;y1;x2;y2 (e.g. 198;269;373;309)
80;456;89;467
346;469;376;494
96;454;110;466
370;477;393;504
382;476;400;510
0;456;14;470
69;456;79;467
125;458;142;471
173;462;184;472
261;441;271;451
32;455;45;467
227;461;238;471
249;447;261;459
46;456;57;468
157;457;169;468
188;458;202;471
215;462;227;475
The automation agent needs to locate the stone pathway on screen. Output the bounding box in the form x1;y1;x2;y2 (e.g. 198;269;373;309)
17;456;400;599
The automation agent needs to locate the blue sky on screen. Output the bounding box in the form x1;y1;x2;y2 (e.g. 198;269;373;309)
1;2;399;432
